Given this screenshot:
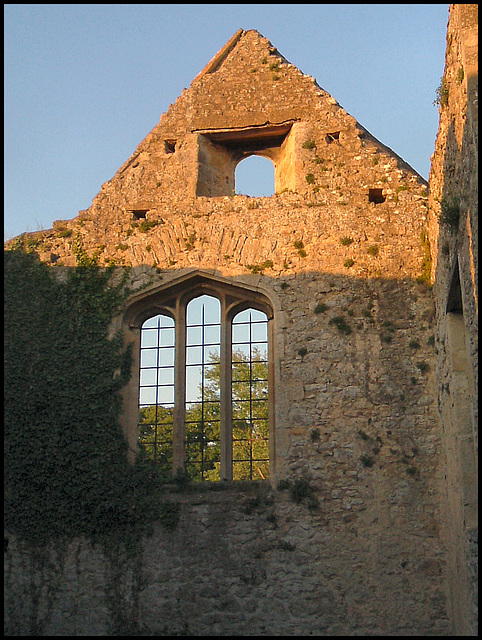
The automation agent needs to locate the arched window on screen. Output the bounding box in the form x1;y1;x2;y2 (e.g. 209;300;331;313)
138;314;175;480
128;276;273;482
185;295;222;481
235;155;275;197
232;308;269;480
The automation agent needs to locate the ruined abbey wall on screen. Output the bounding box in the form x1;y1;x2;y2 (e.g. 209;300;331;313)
4;9;477;635
427;4;478;635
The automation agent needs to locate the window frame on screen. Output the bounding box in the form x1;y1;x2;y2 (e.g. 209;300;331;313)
122;273;274;481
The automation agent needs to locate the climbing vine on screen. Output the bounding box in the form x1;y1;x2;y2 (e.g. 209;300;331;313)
4;246;162;546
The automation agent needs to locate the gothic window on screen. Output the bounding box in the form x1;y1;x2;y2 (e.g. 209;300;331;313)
232;308;269;480
138;314;175;479
130;277;273;482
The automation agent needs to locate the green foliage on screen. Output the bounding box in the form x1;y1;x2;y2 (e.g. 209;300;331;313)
417;229;433;284
4;249;162;546
298;347;308;359
360;454;374;468
305;173;315;185
328;316;352;335
310;428;321;442
302;140;316;150
289;478;319;510
434;76;449;108
138;218;161;233
343;259;355;268
416;361;430;374
314;302;329;314
439;198;460;231
246;260;274;274
293;239;307;258
456;66;464;85
339;236;354;246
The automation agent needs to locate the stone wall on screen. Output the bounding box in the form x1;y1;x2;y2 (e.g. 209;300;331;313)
427;4;478;635
4;14;476;635
5;480;449;636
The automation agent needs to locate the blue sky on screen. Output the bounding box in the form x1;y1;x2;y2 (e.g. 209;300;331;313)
4;4;449;240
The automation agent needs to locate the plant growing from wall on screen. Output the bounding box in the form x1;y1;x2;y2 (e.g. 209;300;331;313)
340;236;354;246
328;315;352;335
293;239;307;258
439;198;460;231
434;76;449;108
4;247;163;546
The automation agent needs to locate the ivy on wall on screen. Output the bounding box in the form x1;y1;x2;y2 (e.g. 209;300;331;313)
4;248;162;546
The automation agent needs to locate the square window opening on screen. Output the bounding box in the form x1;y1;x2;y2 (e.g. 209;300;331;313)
369;188;386;204
132;209;149;220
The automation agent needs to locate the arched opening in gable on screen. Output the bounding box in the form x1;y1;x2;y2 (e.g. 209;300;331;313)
235;155;275;197
195;122;298;197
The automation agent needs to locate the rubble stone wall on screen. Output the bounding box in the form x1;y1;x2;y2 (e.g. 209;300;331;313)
4;10;477;635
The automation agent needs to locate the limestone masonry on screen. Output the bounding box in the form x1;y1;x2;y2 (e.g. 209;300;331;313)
4;6;478;636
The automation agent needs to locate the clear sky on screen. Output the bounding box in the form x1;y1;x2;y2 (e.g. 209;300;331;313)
4;4;449;241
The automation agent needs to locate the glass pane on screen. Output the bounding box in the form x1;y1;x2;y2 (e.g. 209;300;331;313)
204;325;221;345
233;419;250;439
233;309;251;324
233;344;251;360
233;440;250;461
186;366;203;402
253;384;268;402
202;402;220;421
252;439;269;458
187;295;220;325
142;316;160;329
186;346;203;365
232;323;250;344
186;326;203;345
140;368;157;386
203;365;220;399
141;328;158;348
232;362;250;382
251;322;267;342
233;400;250;420
204;346;220;364
251;402;268;420
157;386;174;405
251;344;268;361
158;368;174;386
157;347;174;367
139;386;157;406
232;381;250;401
159;327;175;347
140;349;158;368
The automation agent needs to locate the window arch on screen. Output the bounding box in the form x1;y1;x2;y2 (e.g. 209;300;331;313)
235;155;275;197
126;275;274;482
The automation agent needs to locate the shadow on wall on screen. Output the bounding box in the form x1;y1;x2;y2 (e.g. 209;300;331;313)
430;62;478;635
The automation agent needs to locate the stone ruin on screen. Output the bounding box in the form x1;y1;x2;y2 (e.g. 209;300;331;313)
4;7;478;635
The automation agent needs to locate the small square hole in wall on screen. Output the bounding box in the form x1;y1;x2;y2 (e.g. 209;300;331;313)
326;131;340;144
132;210;148;220
164;140;176;154
368;188;385;204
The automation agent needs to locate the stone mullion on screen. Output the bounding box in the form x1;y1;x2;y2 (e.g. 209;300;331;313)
220;295;233;481
172;295;186;476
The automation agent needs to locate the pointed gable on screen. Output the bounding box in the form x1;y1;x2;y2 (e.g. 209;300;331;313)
32;29;428;277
